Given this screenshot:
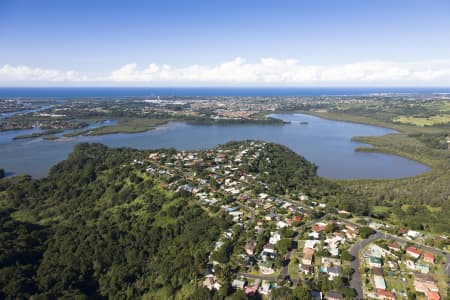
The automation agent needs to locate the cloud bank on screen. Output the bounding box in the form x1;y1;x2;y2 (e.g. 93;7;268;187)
0;64;84;82
2;58;450;85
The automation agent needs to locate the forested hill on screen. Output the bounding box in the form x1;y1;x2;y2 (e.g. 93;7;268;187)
0;141;329;299
0;143;231;299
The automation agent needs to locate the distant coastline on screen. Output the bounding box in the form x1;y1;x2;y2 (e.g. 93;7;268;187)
1;86;450;98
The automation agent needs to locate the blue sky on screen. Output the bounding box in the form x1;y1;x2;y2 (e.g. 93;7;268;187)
1;0;450;86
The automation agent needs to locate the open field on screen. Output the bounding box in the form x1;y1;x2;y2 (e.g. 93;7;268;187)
65;118;171;137
393;115;450;126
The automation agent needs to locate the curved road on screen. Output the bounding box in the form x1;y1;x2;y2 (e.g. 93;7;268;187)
342;218;450;300
349;232;384;299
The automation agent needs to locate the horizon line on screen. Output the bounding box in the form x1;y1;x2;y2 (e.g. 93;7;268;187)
1;86;450;89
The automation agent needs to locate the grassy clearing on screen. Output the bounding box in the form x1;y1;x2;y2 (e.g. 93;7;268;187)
393;115;450;127
288;249;300;280
372;206;391;214
384;275;410;296
65;118;170;137
88;118;170;135
306;110;445;134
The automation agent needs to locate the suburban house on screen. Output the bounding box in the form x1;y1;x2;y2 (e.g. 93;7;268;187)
326;266;342;280
367;244;386;258
374;276;386;290
263;243;276;254
305;240;319;249
373;267;383;277
373;266;387;290
245;240;256;255
406;260;416;270
344;228;358;240
264;213;277;221
203;277;214;290
369;256;383;268
407;230;421;239
302;248;315;266
321;257;341;268
413;273;439;294
345;224;359;239
312;224;325;233
423;252;435;264
427;291;441;300
244;280;260;296
387;243;401;252
375;288;396;300
269;231;281;244
276;220;289;229
416;263;430;274
231;279;246;290
292;215;303;222
309;231;320;239
202;276;222;291
406;246;422;259
258;281;271;295
258;261;275;274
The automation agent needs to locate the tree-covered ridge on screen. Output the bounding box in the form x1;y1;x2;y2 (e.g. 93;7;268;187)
0;141;329;299
0;209;48;297
0;143;233;299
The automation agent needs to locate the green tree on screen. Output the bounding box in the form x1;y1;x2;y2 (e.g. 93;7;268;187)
271;287;294;300
293;284;311;299
359;226;376;238
190;287;212;300
277;239;293;254
230;289;247;300
341;250;354;261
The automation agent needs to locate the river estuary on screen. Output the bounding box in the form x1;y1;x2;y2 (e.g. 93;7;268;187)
0;113;430;179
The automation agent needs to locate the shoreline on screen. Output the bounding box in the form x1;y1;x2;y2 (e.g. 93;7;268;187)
1;112;433;181
282;111;447;186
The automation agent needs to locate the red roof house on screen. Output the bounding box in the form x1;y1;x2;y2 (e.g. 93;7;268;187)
406;246;422;259
427;291;440;300
293;215;303;222
423;252;435;264
376;289;396;300
387;243;401;252
312;225;325;233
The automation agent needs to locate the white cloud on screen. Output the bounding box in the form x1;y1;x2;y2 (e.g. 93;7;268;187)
2;58;450;85
0;64;84;82
108;58;450;85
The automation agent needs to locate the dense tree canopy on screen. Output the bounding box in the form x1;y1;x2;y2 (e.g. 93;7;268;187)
0;143;231;299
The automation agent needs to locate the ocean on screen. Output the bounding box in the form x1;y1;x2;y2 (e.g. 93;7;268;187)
0;87;450;98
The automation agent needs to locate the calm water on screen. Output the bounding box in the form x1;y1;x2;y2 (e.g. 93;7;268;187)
0;105;54;119
1;87;450;98
0;113;429;179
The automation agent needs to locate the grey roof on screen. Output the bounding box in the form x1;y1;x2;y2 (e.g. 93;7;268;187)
325;291;343;299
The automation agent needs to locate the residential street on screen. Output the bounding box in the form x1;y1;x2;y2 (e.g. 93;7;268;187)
341;218;450;299
237;214;450;299
349;231;384;299
339;218;450;275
